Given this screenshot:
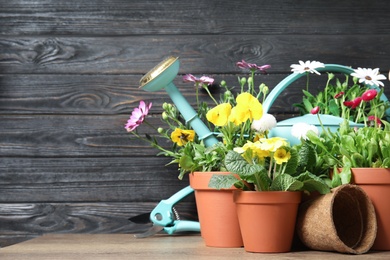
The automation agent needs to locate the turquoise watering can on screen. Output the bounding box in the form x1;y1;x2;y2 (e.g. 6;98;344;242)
262;64;390;145
137;56;217;237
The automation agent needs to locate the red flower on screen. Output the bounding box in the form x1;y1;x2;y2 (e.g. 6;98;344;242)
368;115;382;127
334;92;344;99
361;89;377;102
343;100;354;107
352;97;363;108
310;106;320;115
344;97;362;109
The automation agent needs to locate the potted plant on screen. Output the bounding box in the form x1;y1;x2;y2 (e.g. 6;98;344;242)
125;60;279;248
207;134;330;252
297;62;390;251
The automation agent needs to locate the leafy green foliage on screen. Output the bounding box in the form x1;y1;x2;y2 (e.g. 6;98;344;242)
209;149;330;194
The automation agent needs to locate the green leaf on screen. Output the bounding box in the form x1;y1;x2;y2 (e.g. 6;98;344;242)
340;135;356;153
253;171;272;191
179;155;194;171
208;174;239;190
296;171;330;194
328;99;340;116
270;174;303;191
284;147;299;176
302;98;314;112
225;151;265;176
297;142;316;172
351;153;365;167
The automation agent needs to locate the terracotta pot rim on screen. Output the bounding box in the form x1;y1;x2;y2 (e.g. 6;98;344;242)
233;190;302;204
347;168;390;184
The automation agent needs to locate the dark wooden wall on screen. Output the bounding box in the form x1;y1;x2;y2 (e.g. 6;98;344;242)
1;0;389;247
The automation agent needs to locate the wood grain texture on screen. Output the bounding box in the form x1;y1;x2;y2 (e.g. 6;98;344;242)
0;157;192;201
1;0;389;36
0;73;321;114
0;202;197;247
2;234;390;259
1;35;389;74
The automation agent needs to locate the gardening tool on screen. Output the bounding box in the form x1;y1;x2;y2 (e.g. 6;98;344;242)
262;64;390;145
135;56;218;237
133;185;200;238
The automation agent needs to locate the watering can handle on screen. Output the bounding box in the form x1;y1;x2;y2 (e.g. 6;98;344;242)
262;64;390;121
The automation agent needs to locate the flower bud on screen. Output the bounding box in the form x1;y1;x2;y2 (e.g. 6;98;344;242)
262;85;269;95
240;77;247;86
157;127;164;134
162;112;168;120
162;102;170;110
311;106;320;114
224;90;233;99
220;80;227;87
247;77;253;86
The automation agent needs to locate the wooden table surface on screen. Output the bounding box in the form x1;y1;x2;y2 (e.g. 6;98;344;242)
1;234;390;260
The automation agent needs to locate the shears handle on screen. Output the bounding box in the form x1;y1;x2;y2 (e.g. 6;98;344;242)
164;220;200;234
150;185;196;227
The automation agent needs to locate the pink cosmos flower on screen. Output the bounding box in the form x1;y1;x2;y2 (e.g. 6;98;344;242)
361;89;378;102
125;101;152;132
183;74;214;86
236;60;271;73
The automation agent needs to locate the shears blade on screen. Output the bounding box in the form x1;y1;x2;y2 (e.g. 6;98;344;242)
134;225;164;238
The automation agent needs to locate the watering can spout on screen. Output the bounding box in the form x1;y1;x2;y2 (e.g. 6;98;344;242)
139;56;218;147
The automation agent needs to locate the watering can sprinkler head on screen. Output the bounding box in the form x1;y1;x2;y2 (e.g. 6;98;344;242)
139;56;180;92
138;56;218;147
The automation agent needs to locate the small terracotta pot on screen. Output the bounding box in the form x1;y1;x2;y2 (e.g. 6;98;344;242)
351;168;390;251
233;190;301;253
296;184;377;254
189;172;243;248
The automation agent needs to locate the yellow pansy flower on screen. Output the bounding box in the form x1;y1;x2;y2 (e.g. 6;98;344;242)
206;103;232;126
273;148;291;164
170;128;196;146
235;92;263;121
228;105;247;125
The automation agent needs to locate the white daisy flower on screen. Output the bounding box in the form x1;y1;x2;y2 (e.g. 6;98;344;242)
290;60;325;75
251;113;277;132
350;67;387;87
291;122;319;140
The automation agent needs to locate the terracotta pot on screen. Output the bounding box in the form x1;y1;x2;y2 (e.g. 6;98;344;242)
189;172;243;248
296;184;377;254
233;190;301;253
351;168;390;251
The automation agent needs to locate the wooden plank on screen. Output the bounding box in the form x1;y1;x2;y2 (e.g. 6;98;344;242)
1;35;389;74
0;74;302;114
0;73;388;116
0;157;194;202
0;114;188;157
0;110;307;158
2;234;390;260
0;73;388;115
1;0;389;36
0;202;198;247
